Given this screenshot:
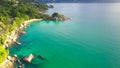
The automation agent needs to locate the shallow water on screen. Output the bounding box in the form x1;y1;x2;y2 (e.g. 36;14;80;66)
10;3;120;68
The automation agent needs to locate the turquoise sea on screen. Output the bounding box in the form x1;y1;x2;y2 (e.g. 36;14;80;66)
10;3;120;68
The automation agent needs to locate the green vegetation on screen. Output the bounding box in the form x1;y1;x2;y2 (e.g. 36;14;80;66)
52;12;64;20
51;12;69;21
0;45;9;64
0;0;51;64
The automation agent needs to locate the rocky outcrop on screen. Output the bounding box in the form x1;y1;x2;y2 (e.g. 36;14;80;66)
3;24;26;48
0;55;18;68
3;19;41;48
51;12;72;21
23;54;34;63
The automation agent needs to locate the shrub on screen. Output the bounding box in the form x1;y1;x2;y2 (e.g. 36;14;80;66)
0;45;9;64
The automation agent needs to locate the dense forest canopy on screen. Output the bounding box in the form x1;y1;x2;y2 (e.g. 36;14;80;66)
0;0;50;35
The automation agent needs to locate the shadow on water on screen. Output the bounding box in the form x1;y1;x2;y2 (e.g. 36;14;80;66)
40;20;64;24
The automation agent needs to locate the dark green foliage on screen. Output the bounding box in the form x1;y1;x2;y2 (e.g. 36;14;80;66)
0;0;50;23
0;45;9;64
51;12;65;20
52;12;59;18
0;0;50;37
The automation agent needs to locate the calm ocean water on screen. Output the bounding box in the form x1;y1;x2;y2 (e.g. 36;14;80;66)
10;3;120;68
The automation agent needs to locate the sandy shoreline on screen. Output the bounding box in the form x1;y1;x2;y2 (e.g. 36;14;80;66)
24;19;42;24
0;19;42;68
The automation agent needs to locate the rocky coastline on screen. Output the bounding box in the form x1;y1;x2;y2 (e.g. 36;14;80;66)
3;19;41;48
0;19;41;68
0;14;71;68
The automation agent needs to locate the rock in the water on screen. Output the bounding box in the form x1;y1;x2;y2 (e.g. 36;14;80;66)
23;54;34;63
17;59;22;64
15;41;21;45
13;54;17;58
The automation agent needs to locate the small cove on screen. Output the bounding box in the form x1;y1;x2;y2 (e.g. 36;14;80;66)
10;3;120;68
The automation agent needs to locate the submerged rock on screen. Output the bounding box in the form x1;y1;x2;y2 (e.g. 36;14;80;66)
18;64;24;68
39;55;45;60
16;59;22;65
